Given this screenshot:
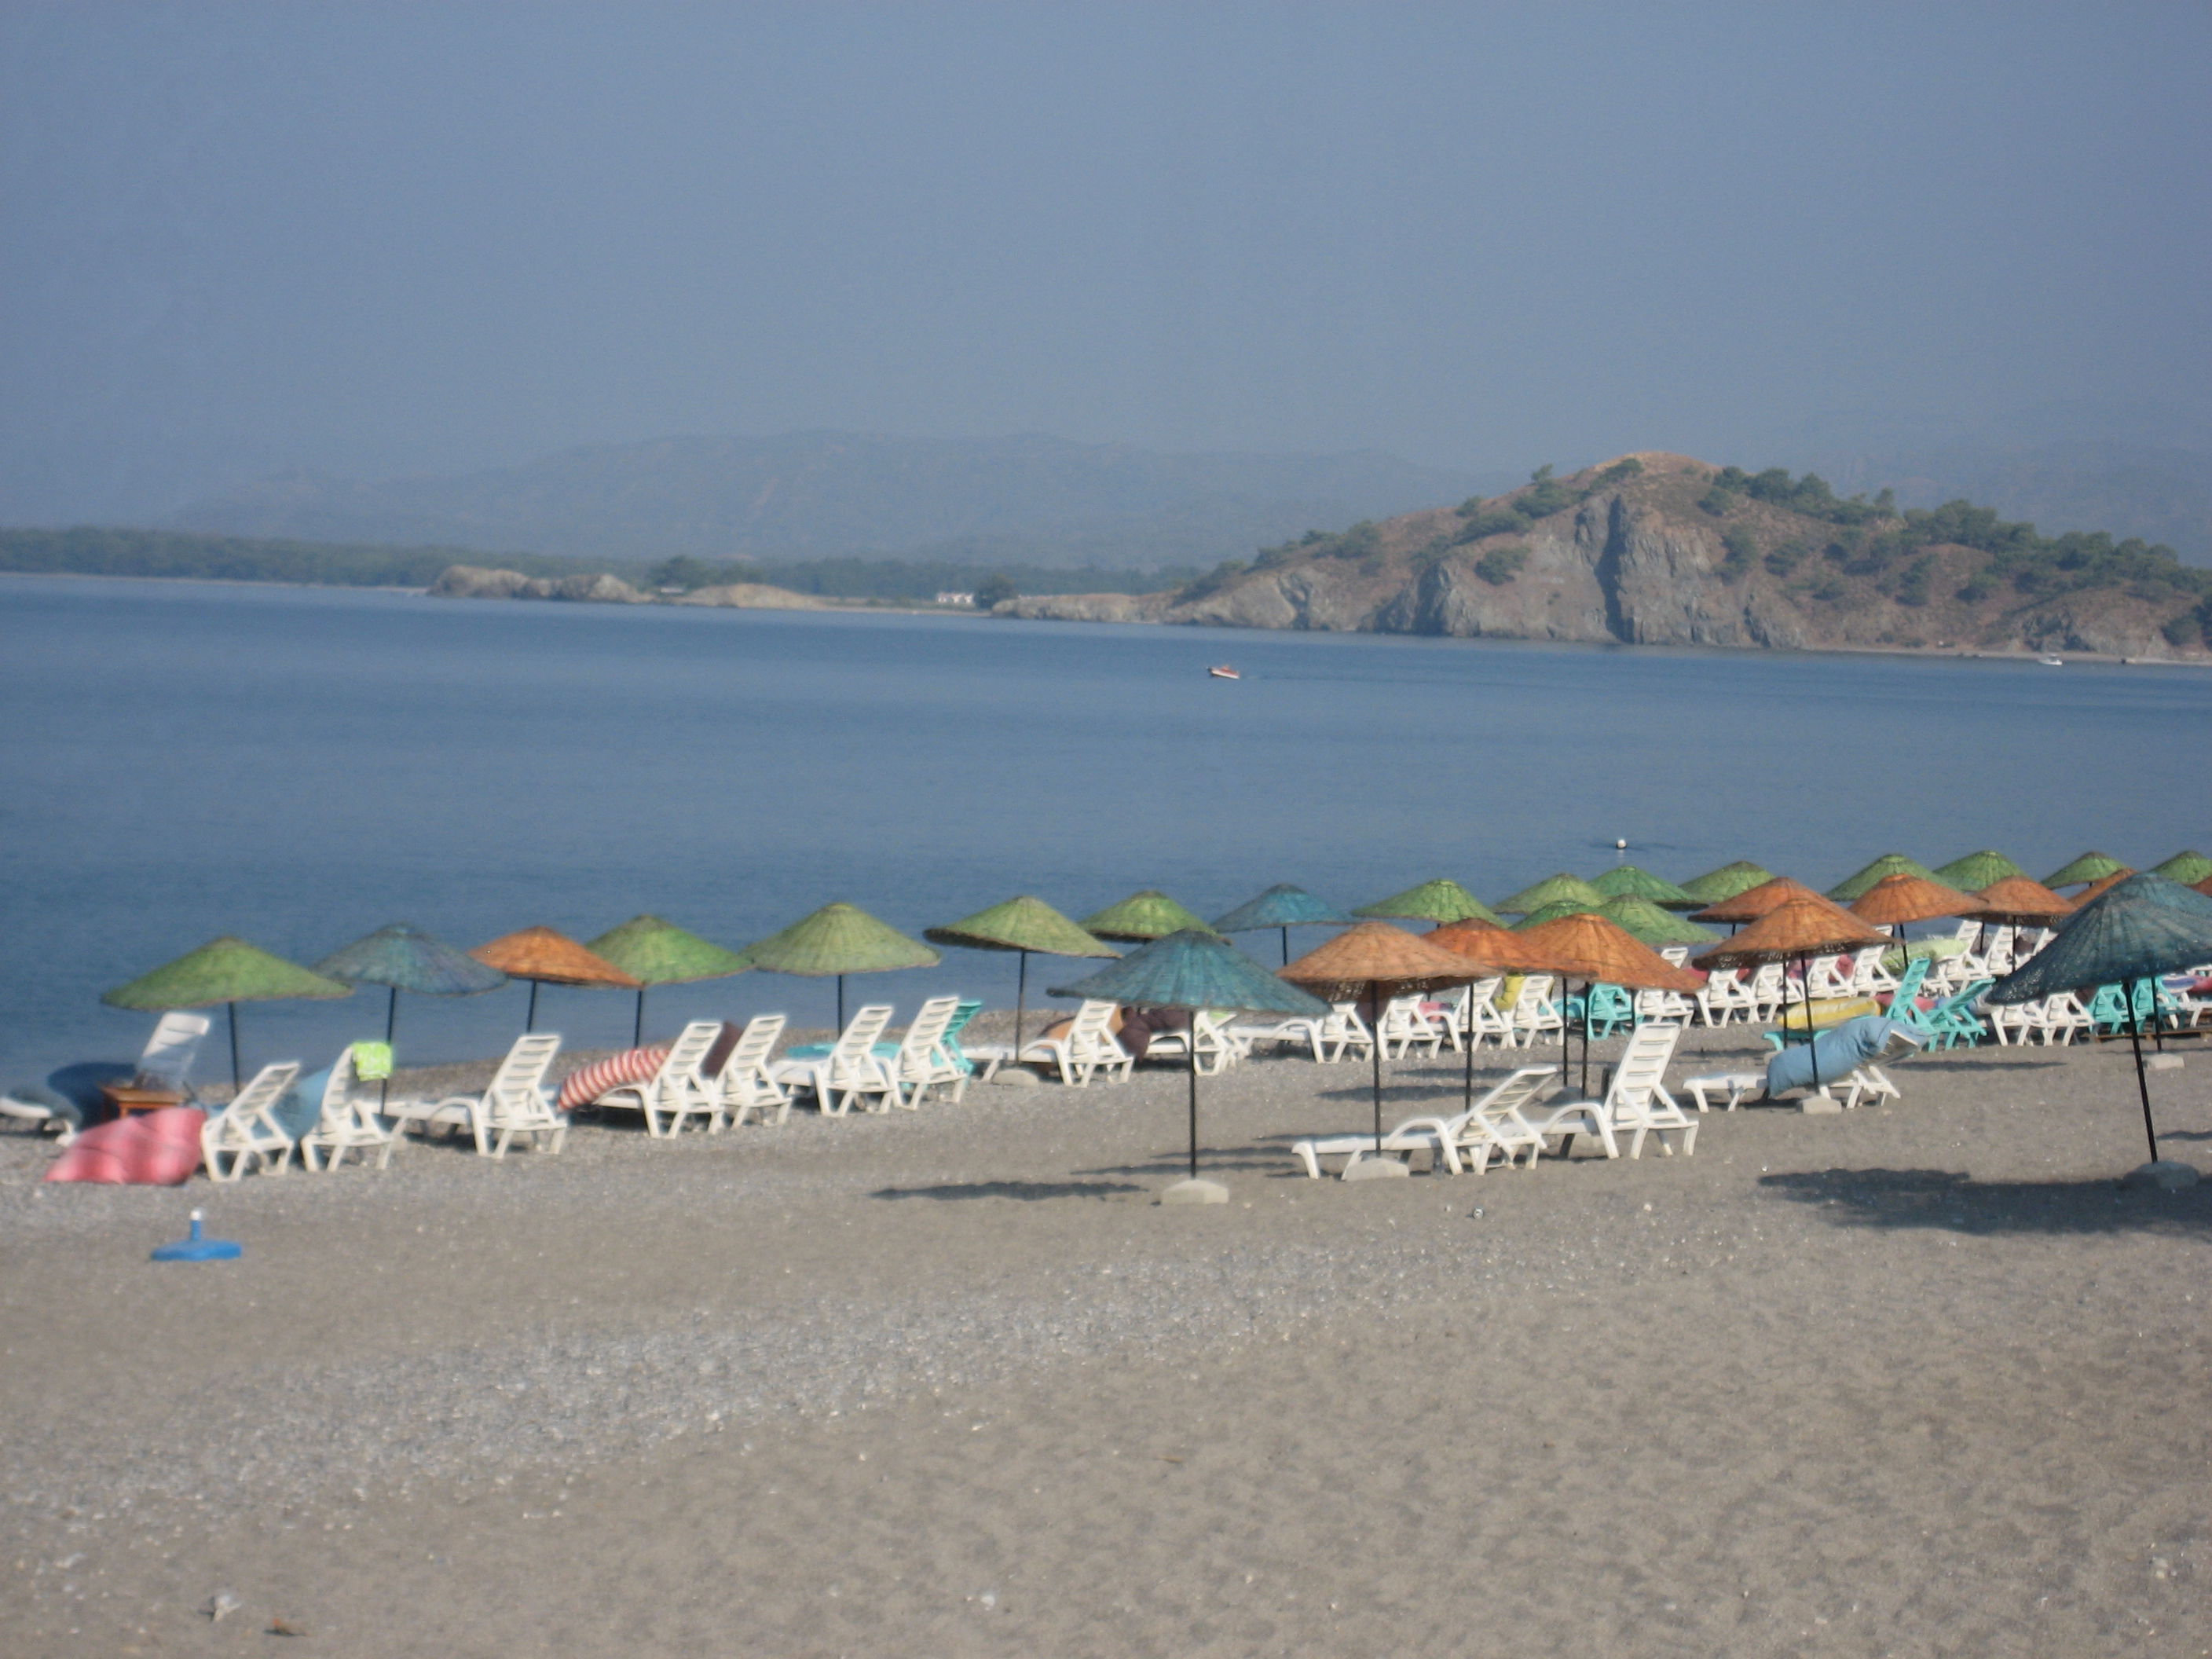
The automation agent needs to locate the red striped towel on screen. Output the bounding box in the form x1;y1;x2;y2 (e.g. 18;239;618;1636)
558;1046;669;1112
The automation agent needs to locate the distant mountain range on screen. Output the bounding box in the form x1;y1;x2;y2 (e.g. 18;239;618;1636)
170;432;1501;569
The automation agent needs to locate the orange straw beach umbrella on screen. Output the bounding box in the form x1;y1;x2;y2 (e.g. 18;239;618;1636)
2072;868;2137;906
1516;911;1705;1094
1281;923;1479;1166
471;927;641;1032
1693;897;1888;1093
1961;876;2077;926
1848;873;1980;939
1426;917;1559;1111
1692;875;1859;929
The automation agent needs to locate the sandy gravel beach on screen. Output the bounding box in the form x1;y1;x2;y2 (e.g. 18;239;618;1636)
2;1024;2208;1657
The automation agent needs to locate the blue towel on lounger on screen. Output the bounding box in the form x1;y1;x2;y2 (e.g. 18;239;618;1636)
1765;1016;1922;1096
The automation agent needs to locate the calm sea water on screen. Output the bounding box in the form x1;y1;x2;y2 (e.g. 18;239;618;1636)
4;573;2208;1084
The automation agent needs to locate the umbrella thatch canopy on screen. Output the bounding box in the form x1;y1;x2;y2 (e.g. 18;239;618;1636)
1849;873;1981;929
1080;890;1219;943
1428;920;1560;973
1512;897;1603;930
2074;868;2138;905
1588;865;1696;909
927;895;1116;1063
1987;873;2212;1165
1284;924;1485;1159
1692;876;1856;926
1518;912;1705;992
1495;873;1607;915
1964;876;2077;926
1677;861;1776;906
1050;931;1327;1187
317;924;507;1095
1932;850;2027;891
2152;850;2212;886
1352;878;1503;928
588;916;753;1046
1692;897;1888;972
1598;893;1716;947
1827;853;1939;903
1211;884;1353;966
105;936;353;1088
473;926;642;1032
2045;851;2128;890
742;903;939;1028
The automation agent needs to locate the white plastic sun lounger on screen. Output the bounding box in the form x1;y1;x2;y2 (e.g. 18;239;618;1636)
1290;1065;1560;1179
298;1046;401;1171
1143;1009;1246;1076
594;1020;725;1136
773;1005;899;1114
200;1061;304;1181
1526;1023;1693;1159
885;995;966;1108
713;1013;791;1125
386;1032;566;1157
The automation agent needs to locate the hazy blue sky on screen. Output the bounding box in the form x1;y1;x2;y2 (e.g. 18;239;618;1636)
4;2;2209;521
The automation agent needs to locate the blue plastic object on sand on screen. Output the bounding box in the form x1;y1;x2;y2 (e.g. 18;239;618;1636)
152;1209;242;1262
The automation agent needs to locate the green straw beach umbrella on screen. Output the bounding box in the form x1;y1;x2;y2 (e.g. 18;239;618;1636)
588;915;753;1046
105;936;353;1090
1079;890;1219;943
1826;853;1939;903
1588;865;1695;910
1987;873;2212;1170
1050;931;1328;1197
1931;850;2026;892
1494;873;1607;916
742;903;940;1030
1677;861;1776;906
317;923;507;1103
1212;884;1353;965
2044;850;2128;890
1597;893;1717;947
2152;851;2212;886
1352;878;1503;928
1512;897;1603;930
926;896;1116;1067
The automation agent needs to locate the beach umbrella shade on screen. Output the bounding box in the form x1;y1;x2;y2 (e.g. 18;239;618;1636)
1049;931;1328;1194
926;895;1115;1064
1931;850;2027;892
1511;897;1602;931
1848;873;1981;932
2152;851;2212;886
1826;853;1939;904
1282;923;1481;1166
741;903;939;1029
1494;872;1608;916
1514;911;1705;1094
471;927;641;1033
1691;876;1859;928
1597;893;1717;947
1079;890;1220;943
1962;877;2077;927
587;916;753;1046
104;936;353;1090
2044;851;2128;891
1211;884;1353;966
1676;861;1777;906
1352;878;1504;928
1693;898;1889;1093
1425;919;1557;1113
1588;865;1696;910
1987;873;2212;1168
315;924;507;1103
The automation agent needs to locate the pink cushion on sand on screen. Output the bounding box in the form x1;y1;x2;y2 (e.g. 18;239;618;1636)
44;1106;207;1185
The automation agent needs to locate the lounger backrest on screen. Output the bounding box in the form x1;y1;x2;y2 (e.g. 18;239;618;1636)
316;1047;361;1126
1511;976;1554;1016
657;1020;724;1085
1476;1065;1558;1120
489;1033;563;1104
139;1010;212;1090
1605;1024;1682;1106
830;1005;895;1064
222;1061;302;1126
717;1013;786;1081
899;996;961;1060
1749;964;1784;994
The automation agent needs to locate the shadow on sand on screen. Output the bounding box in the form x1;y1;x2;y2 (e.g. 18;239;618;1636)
1760;1166;2212;1235
869;1179;1148;1203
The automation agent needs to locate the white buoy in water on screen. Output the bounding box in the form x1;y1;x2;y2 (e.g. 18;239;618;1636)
1614;838;1628;850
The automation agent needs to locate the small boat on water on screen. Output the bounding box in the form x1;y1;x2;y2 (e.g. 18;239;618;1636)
2038;655;2065;667
1208;665;1241;680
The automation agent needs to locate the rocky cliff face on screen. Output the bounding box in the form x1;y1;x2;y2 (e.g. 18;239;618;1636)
430;565;647;603
994;452;2210;661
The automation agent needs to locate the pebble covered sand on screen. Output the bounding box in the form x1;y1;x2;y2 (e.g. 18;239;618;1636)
2;1019;2208;1655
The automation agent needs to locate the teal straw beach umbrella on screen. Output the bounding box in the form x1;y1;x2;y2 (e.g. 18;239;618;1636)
1212;884;1353;965
1051;931;1328;1193
317;923;507;1101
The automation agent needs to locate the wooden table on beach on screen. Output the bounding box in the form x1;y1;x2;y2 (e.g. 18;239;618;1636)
100;1083;185;1119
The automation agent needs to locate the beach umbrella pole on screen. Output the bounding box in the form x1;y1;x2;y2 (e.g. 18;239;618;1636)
837;975;846;1032
1463;980;1477;1112
1015;951;1028;1060
2126;982;2159;1163
1186;1035;1199;1180
227;1002;241;1090
1369;984;1383;1155
383;986;399;1108
526;980;540;1033
1280;925;1290;967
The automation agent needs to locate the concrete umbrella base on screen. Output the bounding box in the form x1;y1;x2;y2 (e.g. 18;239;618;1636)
2122;1160;2200;1191
1341;1157;1411;1181
1159;1177;1229;1205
